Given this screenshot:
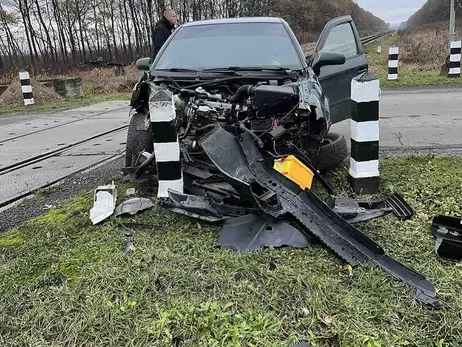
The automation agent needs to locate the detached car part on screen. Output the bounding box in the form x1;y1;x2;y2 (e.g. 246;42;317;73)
431;215;462;260
198;125;438;305
113;197;154;217
90;181;117;225
218;213;310;252
333;196;393;224
384;193;415;220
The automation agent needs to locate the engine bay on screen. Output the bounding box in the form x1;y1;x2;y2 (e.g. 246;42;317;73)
157;78;330;166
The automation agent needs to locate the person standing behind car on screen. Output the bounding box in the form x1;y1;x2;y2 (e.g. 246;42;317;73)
152;9;178;61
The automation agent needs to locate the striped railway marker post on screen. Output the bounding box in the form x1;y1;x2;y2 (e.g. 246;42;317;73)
19;70;34;105
448;40;461;78
388;46;399;80
147;82;183;199
348;72;380;194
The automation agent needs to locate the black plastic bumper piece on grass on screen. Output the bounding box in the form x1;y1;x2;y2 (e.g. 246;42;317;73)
385;193;415;220
431;215;462;261
218;213;310;252
199;125;439;306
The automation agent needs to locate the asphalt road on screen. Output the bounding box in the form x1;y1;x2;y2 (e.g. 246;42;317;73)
331;87;462;154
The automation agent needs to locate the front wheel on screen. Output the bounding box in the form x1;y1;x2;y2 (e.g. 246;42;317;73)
314;132;349;171
125;112;154;168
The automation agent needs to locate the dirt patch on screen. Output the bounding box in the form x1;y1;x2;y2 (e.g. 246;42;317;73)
0;79;63;104
36;65;141;96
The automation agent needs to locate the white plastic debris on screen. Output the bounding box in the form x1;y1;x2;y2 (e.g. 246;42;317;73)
126;188;137;196
113;197;154;217
90;181;117;224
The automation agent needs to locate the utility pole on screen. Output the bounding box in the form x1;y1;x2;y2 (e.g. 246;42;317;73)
450;0;456;52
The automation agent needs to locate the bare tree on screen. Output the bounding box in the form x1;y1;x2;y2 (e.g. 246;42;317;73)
0;0;389;75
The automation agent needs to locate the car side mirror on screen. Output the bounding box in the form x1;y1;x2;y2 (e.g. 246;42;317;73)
135;57;151;71
312;52;346;75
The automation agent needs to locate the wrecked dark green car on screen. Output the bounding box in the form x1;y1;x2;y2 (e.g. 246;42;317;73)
124;16;439;307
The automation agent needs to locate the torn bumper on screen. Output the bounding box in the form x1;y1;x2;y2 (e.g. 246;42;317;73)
195;125;439;305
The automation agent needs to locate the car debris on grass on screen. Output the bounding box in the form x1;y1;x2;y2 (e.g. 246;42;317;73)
431;215;462;260
2;156;462;346
89;182;154;224
89;181;117;224
91;15;453;307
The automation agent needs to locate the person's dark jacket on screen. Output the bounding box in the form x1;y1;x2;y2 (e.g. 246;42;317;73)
152;16;175;61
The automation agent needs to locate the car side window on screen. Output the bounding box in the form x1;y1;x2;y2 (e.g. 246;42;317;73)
319;22;358;59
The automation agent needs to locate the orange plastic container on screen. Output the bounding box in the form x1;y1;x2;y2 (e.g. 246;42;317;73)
273;155;314;190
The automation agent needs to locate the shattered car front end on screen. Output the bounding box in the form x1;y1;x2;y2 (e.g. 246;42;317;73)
129;66;332;178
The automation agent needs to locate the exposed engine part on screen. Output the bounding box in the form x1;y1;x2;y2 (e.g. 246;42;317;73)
229;85;254;103
165;79;327;168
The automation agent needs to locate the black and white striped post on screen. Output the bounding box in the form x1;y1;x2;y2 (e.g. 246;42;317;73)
449;40;461;78
19;70;34;105
148;83;183;198
388;46;399;80
348;72;380;194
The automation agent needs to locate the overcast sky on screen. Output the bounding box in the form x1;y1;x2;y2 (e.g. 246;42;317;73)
356;0;427;23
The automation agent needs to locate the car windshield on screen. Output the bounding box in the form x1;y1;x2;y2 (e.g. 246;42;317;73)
151;21;304;71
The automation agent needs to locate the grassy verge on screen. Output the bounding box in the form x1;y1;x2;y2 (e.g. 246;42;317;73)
1;156;462;346
0;92;131;117
366;35;462;89
1;65;141;117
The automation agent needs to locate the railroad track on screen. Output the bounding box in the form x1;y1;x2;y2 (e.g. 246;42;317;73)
361;31;393;46
0;111;129;209
0;124;128;175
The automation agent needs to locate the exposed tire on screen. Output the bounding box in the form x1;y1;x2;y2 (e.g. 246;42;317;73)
125;112;153;168
314;132;349;171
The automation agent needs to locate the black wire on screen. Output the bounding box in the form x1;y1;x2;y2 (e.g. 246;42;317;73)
290;141;335;196
257;101;301;139
291;141;312;166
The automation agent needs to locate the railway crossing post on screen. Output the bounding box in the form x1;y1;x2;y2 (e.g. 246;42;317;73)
388;46;399;80
348;72;380;194
449;40;461;78
449;0;456;52
19;70;34;105
147;82;183;199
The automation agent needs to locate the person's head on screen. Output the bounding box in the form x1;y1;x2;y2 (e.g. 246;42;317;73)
164;9;178;25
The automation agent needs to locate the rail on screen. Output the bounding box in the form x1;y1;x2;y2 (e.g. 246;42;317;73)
361;31;393;46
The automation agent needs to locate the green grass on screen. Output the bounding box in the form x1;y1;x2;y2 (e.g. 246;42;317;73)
0;92;131;117
365;36;462;89
1;156;462;346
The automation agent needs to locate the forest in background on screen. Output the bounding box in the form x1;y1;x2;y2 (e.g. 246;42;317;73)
406;0;461;28
0;0;389;75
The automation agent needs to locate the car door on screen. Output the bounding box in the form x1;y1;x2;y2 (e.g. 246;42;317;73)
312;16;368;124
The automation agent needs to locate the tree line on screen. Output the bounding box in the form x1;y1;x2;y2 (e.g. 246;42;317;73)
0;0;388;75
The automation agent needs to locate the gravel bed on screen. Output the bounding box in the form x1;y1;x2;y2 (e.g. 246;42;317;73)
0;156;125;233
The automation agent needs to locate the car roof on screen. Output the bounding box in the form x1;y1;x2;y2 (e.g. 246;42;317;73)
181;17;285;27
